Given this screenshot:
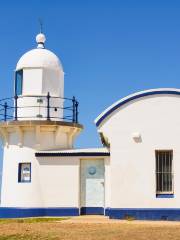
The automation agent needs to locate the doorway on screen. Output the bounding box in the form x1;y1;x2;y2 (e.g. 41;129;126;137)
80;159;105;215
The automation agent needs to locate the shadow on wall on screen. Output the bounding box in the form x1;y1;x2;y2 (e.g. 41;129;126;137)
133;136;142;143
37;157;79;166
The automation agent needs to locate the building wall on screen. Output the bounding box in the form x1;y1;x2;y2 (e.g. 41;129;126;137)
1;145;42;207
17;66;64;120
42;68;64;97
98;94;180;209
37;156;80;207
1;149;80;208
23;68;43;95
0;127;109;209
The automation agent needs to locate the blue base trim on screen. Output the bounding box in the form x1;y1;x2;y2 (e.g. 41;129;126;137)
108;208;180;220
44;208;79;216
105;208;110;216
80;207;104;215
0;207;79;218
156;194;174;198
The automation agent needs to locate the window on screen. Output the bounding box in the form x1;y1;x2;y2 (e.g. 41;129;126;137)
18;163;31;183
15;70;23;95
156;150;173;194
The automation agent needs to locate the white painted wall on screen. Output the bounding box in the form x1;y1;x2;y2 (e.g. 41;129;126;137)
1;130;109;208
0;118;107;209
105;157;110;208
42;68;64;98
1;148;80;207
37;157;79;207
23;69;42;95
17;66;64;121
1;145;42;207
97;94;180;208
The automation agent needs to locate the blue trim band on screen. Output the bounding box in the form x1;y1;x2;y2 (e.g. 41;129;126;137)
108;208;180;220
105;208;110;216
96;90;180;127
156;194;174;198
2;207;180;220
80;207;104;215
0;207;79;218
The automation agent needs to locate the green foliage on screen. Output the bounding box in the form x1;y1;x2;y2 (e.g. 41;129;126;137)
0;217;68;224
124;215;136;221
0;234;57;240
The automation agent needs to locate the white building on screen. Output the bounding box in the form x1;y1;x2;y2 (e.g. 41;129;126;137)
0;32;180;220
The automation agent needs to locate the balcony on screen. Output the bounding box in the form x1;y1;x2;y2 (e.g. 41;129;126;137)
0;93;79;123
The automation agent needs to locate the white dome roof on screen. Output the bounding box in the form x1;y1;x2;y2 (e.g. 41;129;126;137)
16;34;63;72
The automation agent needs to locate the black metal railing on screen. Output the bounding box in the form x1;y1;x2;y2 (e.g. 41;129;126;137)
0;93;79;123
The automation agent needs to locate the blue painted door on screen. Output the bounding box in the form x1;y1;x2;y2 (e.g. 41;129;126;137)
80;159;105;214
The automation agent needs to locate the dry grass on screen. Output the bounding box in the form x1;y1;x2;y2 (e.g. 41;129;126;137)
0;217;180;240
0;217;68;224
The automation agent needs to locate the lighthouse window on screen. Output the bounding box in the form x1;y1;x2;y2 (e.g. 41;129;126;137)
18;163;31;183
15;70;23;95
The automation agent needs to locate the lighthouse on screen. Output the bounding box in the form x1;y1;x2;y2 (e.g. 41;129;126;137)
1;28;180;222
0;32;83;215
15;33;65;121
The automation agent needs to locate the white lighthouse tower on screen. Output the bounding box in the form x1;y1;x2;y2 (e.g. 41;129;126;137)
0;32;83;215
16;33;64;120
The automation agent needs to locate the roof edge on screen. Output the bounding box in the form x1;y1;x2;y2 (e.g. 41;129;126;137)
95;88;180;127
35;152;110;157
0;120;83;129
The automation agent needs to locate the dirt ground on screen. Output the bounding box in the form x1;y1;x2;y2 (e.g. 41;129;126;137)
0;216;180;240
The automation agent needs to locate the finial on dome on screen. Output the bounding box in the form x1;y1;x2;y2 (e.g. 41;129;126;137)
36;19;46;49
36;33;46;49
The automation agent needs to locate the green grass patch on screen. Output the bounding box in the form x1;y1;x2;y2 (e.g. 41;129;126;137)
124;215;136;221
0;217;68;224
0;234;57;240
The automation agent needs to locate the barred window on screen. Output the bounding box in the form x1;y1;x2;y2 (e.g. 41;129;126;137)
156;150;173;194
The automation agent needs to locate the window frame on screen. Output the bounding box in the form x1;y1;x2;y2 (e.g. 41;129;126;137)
18;162;31;183
15;70;23;96
155;150;173;195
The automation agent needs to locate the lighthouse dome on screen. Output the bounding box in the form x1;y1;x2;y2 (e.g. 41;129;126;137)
16;33;63;72
14;33;64;120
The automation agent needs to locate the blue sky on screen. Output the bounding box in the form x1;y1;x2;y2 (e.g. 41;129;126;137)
0;0;180;175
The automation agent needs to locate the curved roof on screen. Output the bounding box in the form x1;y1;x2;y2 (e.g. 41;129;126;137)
16;48;63;71
95;88;180;127
16;33;63;72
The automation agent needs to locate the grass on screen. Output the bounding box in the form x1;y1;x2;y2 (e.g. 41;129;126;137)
0;217;68;224
124;214;136;221
0;217;180;239
0;234;57;240
0;217;68;240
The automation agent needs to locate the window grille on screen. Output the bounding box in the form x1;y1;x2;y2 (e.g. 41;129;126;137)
156;150;173;194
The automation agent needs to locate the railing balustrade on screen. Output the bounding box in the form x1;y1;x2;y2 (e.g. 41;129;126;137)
0;93;79;123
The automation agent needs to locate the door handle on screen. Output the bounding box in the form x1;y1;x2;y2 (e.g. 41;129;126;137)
101;181;104;186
